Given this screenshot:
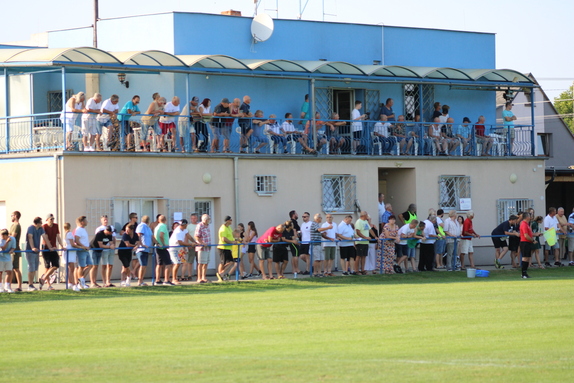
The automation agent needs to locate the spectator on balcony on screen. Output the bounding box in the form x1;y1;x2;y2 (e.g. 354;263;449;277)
373;114;394;154
393;115;412;155
502;102;517;153
211;98;231;153
304;112;328;153
443;117;461;155
238;95;253;153
474;115;493;156
250;110;269;154
454;117;472;155
282;112;315;154
429;117;448;156
178;96;201;152
158;96;180;152
141;96;166;152
432;102;442;119
61;91;85;151
97;94;120;151
81;93;102;152
265;114;287;153
380;98;396;122
351;100;367;154
221;98;241;153
118;95;141;151
324;112;347;154
196;98;212;152
299;94;310;126
438;105;450;131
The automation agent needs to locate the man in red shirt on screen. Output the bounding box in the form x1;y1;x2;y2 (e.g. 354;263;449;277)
460;211;480;270
41;214;64;290
256;224;285;280
474;115;493;156
519;212;540;279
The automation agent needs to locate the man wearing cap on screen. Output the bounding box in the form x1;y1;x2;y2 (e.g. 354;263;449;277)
91;225;115;287
40;214;64;290
454;117;472;155
216;216;239;281
211;98;231;153
25;217;52;291
238;95;253;153
502;102;517;153
92;215;117;288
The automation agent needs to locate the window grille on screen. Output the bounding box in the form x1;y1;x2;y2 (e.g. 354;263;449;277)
167;199;196;223
438;176;471;211
496;199;534;224
364;89;381;117
321;175;356;213
403;84;434;121
47;90;73;113
195;201;212;217
85;199;114;234
254;175;277;196
314;87;334;119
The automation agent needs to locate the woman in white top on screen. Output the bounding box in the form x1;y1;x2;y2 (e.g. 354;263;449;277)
60;92;85;150
63;223;80;291
196;98;212;152
428;117;448;155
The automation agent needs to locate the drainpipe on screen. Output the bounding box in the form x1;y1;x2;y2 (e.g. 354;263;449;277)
234;156;239;223
310;78;316;150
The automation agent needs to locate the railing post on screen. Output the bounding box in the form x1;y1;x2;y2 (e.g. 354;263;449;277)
61;66;66;151
530;87;536;156
4;68;9;153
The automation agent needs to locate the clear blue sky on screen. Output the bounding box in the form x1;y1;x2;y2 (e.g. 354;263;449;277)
1;0;572;99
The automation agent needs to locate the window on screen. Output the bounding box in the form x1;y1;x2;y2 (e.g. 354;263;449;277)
536;133;551;156
403;84;434;121
439;176;471;211
194;200;212;216
254;175;277;196
47;90;73;114
322;175;357;213
496;199;534;224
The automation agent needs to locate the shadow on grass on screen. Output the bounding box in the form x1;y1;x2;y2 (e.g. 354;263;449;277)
1;268;572;305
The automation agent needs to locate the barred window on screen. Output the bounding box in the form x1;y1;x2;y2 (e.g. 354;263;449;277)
254;175;277;196
322;175;357;213
496;199;534;224
439;175;471;211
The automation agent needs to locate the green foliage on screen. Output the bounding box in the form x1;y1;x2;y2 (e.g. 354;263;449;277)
1;270;574;382
554;85;573;132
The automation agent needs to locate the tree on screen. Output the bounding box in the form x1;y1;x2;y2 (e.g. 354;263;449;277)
554;85;573;132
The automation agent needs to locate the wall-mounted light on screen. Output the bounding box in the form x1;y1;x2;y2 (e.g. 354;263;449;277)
117;73;129;88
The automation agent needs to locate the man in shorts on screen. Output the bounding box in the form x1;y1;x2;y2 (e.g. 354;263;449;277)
183;213;199;280
0;229;16;293
299;212;312;275
238;95;253;153
355;211;371;275
491;215;519;269
119;224;139;286
544;207;563;267
9;211;22;291
321;214;338;276
154;215;173;285
310;213;329;277
74;216;92;289
40;213;64;290
461;211;480;270
519;212;540;278
135;215;154;286
94;215;117;288
91;225;115;287
81;93;102;151
121;212;140;280
26;217;52;291
256;224;285;280
168;219;195;284
194;214;211;283
337;215;356;275
216;216;239;281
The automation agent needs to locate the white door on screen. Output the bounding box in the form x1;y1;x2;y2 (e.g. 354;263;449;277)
0;201;6;231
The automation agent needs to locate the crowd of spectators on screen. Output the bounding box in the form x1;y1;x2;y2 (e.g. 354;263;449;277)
58;92;518;156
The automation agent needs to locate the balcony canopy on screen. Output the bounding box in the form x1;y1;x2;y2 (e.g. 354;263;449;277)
0;47;534;86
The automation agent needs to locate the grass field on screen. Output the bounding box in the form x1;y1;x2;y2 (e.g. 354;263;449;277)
1;268;573;382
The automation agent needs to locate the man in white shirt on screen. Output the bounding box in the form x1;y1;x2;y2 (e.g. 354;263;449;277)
159;96;180;151
396;220;417;273
544;207;563;267
443;210;462;271
94;215;117;288
299;212;312;275
321;214;338;276
337;216;356;275
96;94;120;151
351;100;367;154
74;216;92;289
373;114;394;154
280;112;314;154
419;215;438;271
81;93;103;151
265;114;287;153
183;213;199;280
169;219;195;284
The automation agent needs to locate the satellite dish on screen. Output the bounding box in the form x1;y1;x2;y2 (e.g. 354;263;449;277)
251;13;274;43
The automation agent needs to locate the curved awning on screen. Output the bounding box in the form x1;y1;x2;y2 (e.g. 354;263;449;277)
360;65;422;78
0;49;33;62
6;47;121;64
412;67;474;80
241;59;310;72
461;68;532;83
112;50;186;67
177;55;250;70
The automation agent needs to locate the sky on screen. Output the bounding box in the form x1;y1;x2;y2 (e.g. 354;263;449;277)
1;0;573;100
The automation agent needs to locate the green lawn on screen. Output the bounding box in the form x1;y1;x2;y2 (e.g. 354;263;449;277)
1;269;573;382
